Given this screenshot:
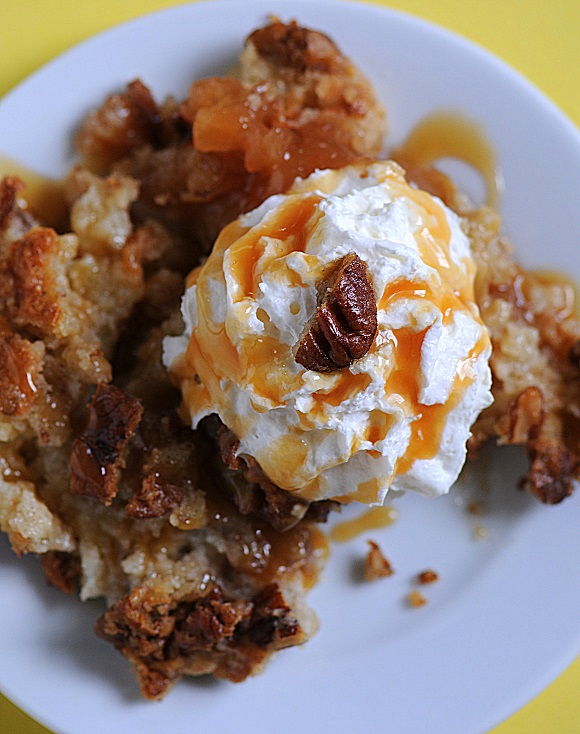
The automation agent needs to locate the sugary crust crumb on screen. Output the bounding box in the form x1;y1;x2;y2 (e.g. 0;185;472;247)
407;590;427;608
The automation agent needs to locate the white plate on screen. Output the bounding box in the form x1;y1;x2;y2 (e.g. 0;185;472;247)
1;2;580;733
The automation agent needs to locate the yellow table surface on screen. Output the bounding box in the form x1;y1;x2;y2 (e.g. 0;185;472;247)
0;1;578;732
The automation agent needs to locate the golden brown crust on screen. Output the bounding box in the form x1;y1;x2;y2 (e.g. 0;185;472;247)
0;176;36;242
0;176;22;222
77;19;387;253
0;169;149;447
0;227;70;337
0;443;76;556
435;187;580;504
0;316;43;417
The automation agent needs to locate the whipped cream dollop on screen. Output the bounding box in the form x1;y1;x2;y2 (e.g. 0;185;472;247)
163;161;493;505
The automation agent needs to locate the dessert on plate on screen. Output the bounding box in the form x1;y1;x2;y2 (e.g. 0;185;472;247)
162;160;493;505
0;19;578;699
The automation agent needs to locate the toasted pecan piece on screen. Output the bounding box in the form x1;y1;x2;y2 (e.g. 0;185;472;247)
416;569;439;585
70;383;143;504
525;431;578;504
497;386;544;446
125;472;183;519
0;226;79;338
171;588;253;654
247;20;345;74
76;79;165;166
123;412;208;526
247;582;303;648
295;252;377;372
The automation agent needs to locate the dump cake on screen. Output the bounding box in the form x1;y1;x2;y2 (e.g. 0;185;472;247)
0;18;578;701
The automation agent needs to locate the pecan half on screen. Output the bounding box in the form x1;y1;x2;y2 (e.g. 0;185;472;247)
295;252;377;372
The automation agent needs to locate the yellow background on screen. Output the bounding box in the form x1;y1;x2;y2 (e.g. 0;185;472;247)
0;0;578;732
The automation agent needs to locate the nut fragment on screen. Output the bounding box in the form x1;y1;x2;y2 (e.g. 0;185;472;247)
498;386;544;445
407;590;427;608
295;252;377;372
40;551;80;595
69;384;143;504
363;540;394;581
416;569;439;585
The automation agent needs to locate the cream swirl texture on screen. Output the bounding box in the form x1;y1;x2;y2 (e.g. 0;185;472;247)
163;161;493;504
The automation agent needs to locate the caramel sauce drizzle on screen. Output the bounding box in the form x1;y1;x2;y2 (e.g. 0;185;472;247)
198;479;329;587
391;110;503;210
0;315;38;413
330;505;398;543
183;194;324;415
0;155;67;229
227;193;322;299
